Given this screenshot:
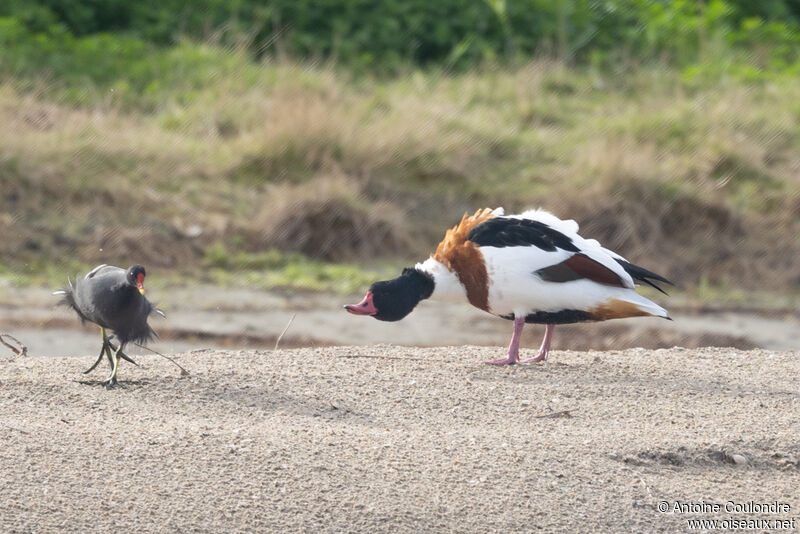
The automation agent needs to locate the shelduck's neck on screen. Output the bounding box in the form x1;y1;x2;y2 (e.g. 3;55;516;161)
414;257;468;303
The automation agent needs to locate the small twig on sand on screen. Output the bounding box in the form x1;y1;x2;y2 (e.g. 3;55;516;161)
0;334;28;357
134;343;190;376
274;314;297;351
533;409;574;419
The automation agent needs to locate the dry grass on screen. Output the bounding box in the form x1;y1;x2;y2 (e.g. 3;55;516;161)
1;62;798;292
249;175;413;261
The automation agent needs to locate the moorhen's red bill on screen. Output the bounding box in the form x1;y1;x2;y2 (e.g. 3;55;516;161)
54;264;164;387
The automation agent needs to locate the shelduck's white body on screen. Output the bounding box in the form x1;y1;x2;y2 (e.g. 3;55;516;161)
416;208;668;322
347;207;671;365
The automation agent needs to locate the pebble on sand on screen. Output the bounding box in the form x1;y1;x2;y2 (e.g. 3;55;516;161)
731;454;748;465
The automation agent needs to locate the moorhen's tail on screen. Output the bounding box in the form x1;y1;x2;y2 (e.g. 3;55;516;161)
52;277;86;322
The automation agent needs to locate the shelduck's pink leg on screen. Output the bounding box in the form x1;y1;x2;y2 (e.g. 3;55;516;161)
487;316;525;365
521;324;554;363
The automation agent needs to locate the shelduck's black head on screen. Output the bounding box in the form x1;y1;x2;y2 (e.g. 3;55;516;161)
126;264;147;294
344;268;434;322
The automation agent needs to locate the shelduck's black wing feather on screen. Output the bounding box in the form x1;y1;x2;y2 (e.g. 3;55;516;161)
467;218;580;252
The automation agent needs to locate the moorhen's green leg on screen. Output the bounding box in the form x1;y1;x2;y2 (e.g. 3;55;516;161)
105;334;136;365
84;327;114;375
117;351;138;366
104;338;115;374
104;343;134;388
104;346;121;387
84;344;105;375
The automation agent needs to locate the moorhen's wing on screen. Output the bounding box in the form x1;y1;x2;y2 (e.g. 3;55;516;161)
72;265;128;328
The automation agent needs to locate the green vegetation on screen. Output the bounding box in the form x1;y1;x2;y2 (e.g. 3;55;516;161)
202;245;397;293
0;2;798;297
0;247;396;295
2;0;799;75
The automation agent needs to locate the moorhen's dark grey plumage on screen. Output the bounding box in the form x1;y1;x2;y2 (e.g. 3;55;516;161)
54;264;163;387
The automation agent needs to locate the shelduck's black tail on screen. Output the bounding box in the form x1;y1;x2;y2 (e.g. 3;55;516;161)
615;260;674;295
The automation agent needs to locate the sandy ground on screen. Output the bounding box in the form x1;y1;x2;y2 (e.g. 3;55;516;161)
1;345;798;533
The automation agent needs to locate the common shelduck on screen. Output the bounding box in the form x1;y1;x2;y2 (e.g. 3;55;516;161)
54;264;164;387
345;208;672;365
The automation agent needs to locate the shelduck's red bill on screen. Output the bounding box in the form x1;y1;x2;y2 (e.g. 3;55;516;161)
344;291;377;316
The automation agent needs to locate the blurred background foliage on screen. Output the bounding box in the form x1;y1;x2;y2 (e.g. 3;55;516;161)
0;0;798;299
2;0;800;75
2;0;800;87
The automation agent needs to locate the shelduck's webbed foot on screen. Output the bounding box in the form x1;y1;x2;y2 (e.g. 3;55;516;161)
520;353;547;364
486;356;518;365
